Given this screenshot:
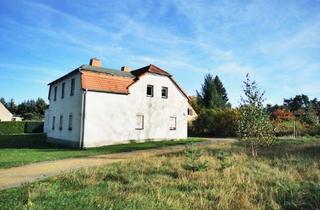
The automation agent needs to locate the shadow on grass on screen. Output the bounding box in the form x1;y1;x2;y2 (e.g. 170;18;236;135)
0;134;68;149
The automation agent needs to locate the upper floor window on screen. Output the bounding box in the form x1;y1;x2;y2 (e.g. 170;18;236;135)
135;114;144;130
59;115;63;130
147;85;154;97
70;78;75;96
54;86;57;101
61;82;65;99
52;116;55;130
68;113;73;131
170;116;176;130
161;87;168;99
188;108;193;115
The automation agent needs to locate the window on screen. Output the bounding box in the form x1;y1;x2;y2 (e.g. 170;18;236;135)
70;78;75;96
52;116;55;130
68;113;73;130
146;85;154;97
135;114;144;130
188;108;193;115
161;87;168;99
170;116;176;130
54;86;57;101
59;115;63;130
61;82;65;99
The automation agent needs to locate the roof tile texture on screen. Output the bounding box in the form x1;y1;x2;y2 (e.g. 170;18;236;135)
81;70;134;94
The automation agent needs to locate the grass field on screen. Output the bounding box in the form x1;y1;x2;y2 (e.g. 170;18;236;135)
0;134;203;168
0;137;319;209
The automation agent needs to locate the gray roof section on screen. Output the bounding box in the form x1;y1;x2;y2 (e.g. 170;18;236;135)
80;65;135;78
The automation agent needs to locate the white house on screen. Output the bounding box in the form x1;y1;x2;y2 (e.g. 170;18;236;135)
44;58;190;148
0;102;13;121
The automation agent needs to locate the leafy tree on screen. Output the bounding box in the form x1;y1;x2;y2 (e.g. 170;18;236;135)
213;76;230;107
238;74;275;157
36;98;47;115
197;74;224;109
284;94;310;111
300;108;318;126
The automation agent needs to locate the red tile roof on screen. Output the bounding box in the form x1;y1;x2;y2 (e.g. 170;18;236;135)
50;63;189;100
81;70;134;94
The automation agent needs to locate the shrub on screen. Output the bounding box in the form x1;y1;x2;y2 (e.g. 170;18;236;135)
190;108;239;137
273;120;305;137
0;121;43;134
25;122;44;133
0;122;25;135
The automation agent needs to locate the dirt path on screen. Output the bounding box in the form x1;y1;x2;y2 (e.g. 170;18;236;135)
0;138;235;190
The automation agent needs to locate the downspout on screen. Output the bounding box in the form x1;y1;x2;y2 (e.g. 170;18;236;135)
79;89;87;149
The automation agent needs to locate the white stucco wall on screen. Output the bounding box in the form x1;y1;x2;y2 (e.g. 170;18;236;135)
45;73;82;145
83;73;188;147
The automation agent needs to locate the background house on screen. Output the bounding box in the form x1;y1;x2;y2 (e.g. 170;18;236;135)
0;102;13;121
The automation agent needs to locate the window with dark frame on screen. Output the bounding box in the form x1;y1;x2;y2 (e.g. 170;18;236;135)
59;115;63;130
135;114;144;130
52;116;55;130
188;108;193;115
68;113;73;131
61;82;65;99
54;86;57;101
146;85;154;97
70;78;75;96
161;87;168;98
170;116;176;130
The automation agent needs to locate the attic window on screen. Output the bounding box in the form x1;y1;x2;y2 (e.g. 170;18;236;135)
161;87;168;99
54;86;57;101
70;78;75;96
61;82;65;99
188;108;193;115
147;85;154;97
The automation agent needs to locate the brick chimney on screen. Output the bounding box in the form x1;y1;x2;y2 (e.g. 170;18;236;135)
121;66;131;72
89;58;101;67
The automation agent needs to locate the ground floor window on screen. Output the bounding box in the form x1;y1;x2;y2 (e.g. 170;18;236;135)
68;113;73;130
136;114;144;130
52;116;55;130
59;115;63;130
170;116;176;130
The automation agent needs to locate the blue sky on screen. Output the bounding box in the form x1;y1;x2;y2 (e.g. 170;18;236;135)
0;0;319;106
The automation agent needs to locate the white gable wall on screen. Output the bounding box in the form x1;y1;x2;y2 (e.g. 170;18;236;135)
83;73;188;147
45;73;82;146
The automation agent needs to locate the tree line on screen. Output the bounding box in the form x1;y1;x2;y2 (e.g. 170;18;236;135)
189;73;320;156
0;97;47;120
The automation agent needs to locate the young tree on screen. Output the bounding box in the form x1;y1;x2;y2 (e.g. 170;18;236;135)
213;76;230;107
197;74;224;109
238;74;275;157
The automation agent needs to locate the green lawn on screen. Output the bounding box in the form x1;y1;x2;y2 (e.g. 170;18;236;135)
0;134;204;168
0;137;319;209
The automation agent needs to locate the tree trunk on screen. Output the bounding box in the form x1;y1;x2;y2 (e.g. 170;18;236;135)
251;143;255;157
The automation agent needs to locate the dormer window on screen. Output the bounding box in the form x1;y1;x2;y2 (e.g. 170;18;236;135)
147;85;154;97
161;87;168;99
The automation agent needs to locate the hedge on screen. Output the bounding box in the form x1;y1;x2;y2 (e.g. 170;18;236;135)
0;121;44;135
